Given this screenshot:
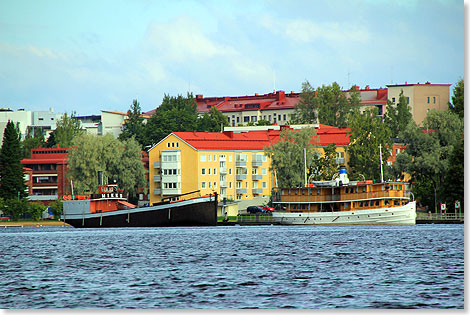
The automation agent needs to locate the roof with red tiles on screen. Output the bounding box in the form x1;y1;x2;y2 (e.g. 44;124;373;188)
170;125;350;151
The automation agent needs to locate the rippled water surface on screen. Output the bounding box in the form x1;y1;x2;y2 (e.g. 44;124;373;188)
0;224;464;309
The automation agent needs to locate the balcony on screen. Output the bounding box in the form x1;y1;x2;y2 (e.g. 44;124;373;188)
236;161;247;167
153;161;161;168
236;188;247;194
236;174;247;180
153;188;161;195
220;181;227;188
219;167;227;174
154;175;161;182
252;188;263;194
252;174;262;180
252;161;263;167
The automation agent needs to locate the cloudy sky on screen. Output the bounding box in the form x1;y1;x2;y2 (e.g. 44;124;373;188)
0;0;464;115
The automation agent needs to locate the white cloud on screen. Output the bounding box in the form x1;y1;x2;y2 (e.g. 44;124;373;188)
261;16;370;44
145;16;238;62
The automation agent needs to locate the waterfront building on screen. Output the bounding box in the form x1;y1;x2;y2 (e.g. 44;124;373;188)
148;125;351;209
20;146;71;203
386;82;451;125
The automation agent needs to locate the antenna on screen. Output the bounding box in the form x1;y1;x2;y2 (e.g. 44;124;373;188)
273;70;276;93
347;71;351;88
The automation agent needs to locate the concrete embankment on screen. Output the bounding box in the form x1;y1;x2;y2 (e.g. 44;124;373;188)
0;221;71;227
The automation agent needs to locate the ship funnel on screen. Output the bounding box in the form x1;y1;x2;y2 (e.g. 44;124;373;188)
98;171;103;186
335;166;349;186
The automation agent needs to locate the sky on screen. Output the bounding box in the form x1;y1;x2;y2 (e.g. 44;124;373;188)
0;0;464;115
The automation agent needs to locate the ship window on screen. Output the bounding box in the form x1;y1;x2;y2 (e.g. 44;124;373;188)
359;202;363;207
309;190;313;195
395;185;398;190
355;187;358;193
398;185;402;190
292;204;297;209
317;189;320;195
385;200;390;205
365;201;369;207
294;190;298;195
394;200;399;205
362;186;366;192
302;190;305;195
375;201;379;206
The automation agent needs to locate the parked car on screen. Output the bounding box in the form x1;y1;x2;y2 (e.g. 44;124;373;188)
247;206;265;214
260;205;274;212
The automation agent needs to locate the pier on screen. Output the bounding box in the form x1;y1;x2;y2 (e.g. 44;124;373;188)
416;213;464;224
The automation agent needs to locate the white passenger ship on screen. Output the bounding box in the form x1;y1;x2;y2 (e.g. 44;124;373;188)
271;167;416;225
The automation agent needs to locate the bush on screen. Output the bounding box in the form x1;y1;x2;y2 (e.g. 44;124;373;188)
48;200;63;220
28;202;47;221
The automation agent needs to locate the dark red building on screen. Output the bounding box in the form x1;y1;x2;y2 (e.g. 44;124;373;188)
21;146;71;203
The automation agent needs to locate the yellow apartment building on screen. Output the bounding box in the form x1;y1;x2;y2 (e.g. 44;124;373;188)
148;131;274;206
148;126;352;207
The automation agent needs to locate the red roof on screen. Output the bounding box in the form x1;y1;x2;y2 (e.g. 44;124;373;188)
144;86;388;116
172;125;350;151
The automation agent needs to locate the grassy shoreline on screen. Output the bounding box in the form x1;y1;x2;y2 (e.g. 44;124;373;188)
0;220;71;227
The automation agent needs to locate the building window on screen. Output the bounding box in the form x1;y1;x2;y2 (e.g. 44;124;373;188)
237;117;240;123
251;116;257;122
268;115;272;121
433;97;436;104
201;182;206;189
244;116;250;123
262;168;267;175
208;155;211;162
427;97;430;103
283;114;286;121
392;97;395;103
213;155;217;162
214;182;217;189
229;182;232;188
214;168;217;175
201;154;206;162
229;155;232;162
262;182;267;189
209;182;212;188
201;168;206;175
208;168;211;175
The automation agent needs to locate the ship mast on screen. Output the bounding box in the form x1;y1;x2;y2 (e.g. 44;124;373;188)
379;144;384;183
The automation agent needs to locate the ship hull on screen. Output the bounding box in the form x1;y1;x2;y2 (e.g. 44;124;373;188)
272;201;416;225
61;195;217;228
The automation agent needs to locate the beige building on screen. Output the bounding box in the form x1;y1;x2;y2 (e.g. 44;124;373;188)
386;82;450;125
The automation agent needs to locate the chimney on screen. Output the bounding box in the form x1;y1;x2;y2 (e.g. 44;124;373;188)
196;94;203;100
276;90;286;101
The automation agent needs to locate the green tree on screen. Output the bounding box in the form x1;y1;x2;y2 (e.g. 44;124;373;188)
21;126;45;159
27;202;47;221
146;93;199;145
308;144;339;182
3;198;28;221
51;112;84;148
292;80;317;124
347;108;392;181
385;90;413;138
256;119;272;126
48;199;63;220
0;121;28;200
395;109;464;212
197;106;229;132
317;82;357;127
450;79;464;118
67;134;146;199
264;127;317;187
119;99;147;149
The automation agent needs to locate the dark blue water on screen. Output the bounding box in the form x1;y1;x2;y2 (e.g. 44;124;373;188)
0;224;464;309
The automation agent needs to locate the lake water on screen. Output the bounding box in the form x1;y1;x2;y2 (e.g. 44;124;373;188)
0;224;464;309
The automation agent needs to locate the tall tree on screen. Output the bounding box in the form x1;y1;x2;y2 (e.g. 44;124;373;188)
146;93;199;145
395;109;464;212
385;90;413;138
197;106;229;132
119;99;147;149
317;82;357;127
67;134;146;198
50;112;84;148
292;80;317;124
0;121;28;200
264;127;317;187
450;78;464;118
347;108;392;181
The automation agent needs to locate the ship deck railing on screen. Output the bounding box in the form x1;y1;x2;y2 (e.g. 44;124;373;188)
276;190;411;203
